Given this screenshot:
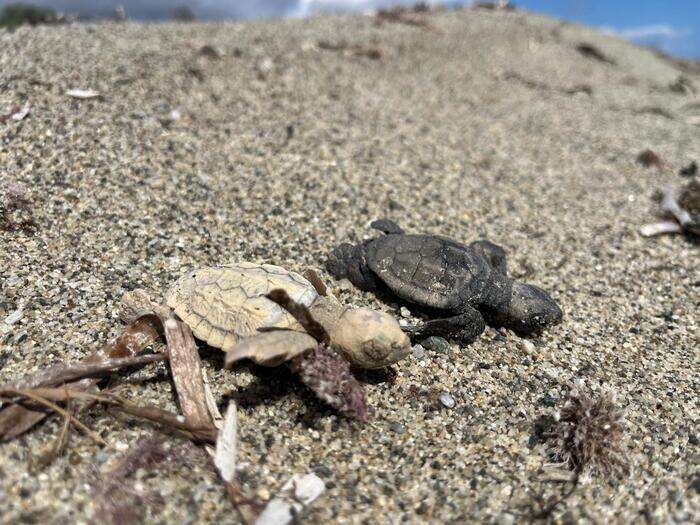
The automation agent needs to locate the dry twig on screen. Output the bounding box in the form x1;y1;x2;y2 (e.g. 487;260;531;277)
163;316;216;429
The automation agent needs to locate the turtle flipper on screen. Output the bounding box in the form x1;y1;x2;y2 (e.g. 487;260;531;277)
470;240;508;274
404;305;485;345
224;330;317;368
370;219;405;235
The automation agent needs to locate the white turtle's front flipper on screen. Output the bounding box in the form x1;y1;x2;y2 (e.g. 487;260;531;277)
224;330;317;368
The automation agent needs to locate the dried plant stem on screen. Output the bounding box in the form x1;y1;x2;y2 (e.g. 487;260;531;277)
3;388;110;448
1;353;166;392
54;396;72;454
30;395;73;471
0;314;165;440
4;388;218;443
225;482;261;525
266;289;330;344
106;397;217;443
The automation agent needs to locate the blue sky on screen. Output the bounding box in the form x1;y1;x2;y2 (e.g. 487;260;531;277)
520;0;699;59
2;1;698;58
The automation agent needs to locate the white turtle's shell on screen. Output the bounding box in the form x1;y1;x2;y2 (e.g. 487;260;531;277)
165;262;318;352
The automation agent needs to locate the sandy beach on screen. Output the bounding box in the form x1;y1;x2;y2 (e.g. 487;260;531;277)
1;6;698;523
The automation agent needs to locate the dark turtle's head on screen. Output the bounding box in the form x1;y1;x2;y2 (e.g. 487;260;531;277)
326;242;379;292
326;243;356;280
500;281;563;334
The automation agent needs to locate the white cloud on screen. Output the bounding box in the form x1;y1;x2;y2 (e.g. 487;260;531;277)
601;24;691;41
293;0;440;17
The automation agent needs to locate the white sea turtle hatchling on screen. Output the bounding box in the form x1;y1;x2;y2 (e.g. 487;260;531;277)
162;262;411;369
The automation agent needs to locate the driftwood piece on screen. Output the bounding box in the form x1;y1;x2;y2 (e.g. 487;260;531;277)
163;317;215;430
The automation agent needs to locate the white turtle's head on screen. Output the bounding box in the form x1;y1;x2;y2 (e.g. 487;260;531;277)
330;308;411;369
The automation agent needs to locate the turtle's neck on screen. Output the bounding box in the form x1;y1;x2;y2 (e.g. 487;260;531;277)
308;296;347;340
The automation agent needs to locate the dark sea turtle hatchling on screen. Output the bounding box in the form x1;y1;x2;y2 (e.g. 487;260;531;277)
326;220;563;344
160;262;410;369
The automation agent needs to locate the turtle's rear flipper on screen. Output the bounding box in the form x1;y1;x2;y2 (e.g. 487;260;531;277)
404;306;485;346
370;218;405;235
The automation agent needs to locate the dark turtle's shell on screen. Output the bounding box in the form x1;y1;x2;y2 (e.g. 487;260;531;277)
365;234;493;310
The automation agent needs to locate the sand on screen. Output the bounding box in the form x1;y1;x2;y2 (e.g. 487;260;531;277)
0;6;698;523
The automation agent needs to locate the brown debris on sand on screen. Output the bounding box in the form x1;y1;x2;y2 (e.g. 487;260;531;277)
318;40;383;60
375;5;441;33
636;148;663;169
641;171;700;237
0;179;35;233
549;386;628;478
575;43;616;65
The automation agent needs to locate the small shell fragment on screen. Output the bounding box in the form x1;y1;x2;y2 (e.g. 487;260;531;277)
214;402;238;483
639;221;683;237
66;89;101;99
255;473;325;525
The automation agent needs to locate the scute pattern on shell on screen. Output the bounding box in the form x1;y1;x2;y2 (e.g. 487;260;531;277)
165;262;318;351
366;234;490;310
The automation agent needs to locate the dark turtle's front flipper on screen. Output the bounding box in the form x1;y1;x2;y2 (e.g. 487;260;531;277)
404;305;485;345
470;240;508;274
326;242;380;292
370;219;405;235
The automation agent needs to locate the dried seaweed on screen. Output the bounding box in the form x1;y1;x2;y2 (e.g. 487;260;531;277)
0;403;51;441
265;289;368;420
0;355;164;441
549;387;628;477
519;386;628;520
91;314;163;361
295;345;368;421
93;434;208;525
30;397;72;471
117;290;219;430
105;395;218;443
5;387;218;443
